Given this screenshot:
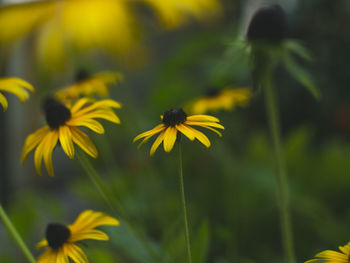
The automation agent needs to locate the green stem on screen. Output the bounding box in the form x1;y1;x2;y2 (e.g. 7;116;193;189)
0;204;36;263
178;143;192;263
264;77;296;263
76;152;163;263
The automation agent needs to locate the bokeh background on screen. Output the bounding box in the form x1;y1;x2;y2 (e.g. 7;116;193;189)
1;0;350;262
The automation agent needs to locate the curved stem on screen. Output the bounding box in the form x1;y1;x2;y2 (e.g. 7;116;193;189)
264;77;296;263
178;143;192;263
0;204;36;263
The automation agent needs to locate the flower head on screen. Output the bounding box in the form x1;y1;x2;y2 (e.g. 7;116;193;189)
0;77;34;111
55;71;123;103
36;210;119;263
246;4;287;43
305;242;350;263
187;87;251;114
133;108;224;156
21;97;121;176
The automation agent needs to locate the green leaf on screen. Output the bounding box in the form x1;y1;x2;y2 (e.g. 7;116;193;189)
284;40;313;61
192;220;210;263
282;52;321;100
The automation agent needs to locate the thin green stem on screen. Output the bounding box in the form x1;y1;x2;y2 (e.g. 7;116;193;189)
76;152;163;263
263;77;296;263
0;204;36;263
178;143;192;263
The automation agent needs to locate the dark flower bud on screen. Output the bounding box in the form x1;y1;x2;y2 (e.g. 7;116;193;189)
246;5;287;43
46;223;71;249
162;109;187;127
75;69;89;82
43;97;71;129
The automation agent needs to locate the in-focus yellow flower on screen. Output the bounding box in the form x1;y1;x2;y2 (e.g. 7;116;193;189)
55;71;123;103
141;0;222;28
133;108;224;156
0;77;34;111
305;242;350;263
187;87;252;114
36;210;119;263
21;97;121;176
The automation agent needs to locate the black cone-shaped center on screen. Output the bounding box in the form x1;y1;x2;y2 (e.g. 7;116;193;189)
205;88;220;97
162;109;187;127
247;4;287;43
43;98;71;129
46;223;70;249
75;69;89;82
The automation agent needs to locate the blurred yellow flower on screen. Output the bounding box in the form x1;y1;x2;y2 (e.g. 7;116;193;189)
55;71;123;103
305;242;350;263
133;108;224;156
140;0;222;28
21;97;121;176
0;77;34;111
36;210;119;263
0;0;222;68
187;87;252;114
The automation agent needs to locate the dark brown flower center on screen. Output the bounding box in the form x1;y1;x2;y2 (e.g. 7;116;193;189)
246;5;287;43
46;223;71;249
75;69;89;82
205;88;220;97
43;98;71;129
162;109;187;127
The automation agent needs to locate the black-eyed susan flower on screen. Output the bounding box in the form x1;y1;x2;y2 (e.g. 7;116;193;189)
36;210;119;263
55;71;123;103
133;108;224;156
187;87;252;114
0;77;33;111
305;242;350;263
21;97;121;176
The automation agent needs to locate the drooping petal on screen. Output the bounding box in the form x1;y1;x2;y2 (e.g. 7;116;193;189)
42;130;59;177
185;120;224;129
0;92;8;111
70;97;94;113
66;244;88;263
163;126;177;152
0;83;30;102
186;125;211;148
133;123;165;143
66;117;105;134
21;126;50;164
198;125;222;137
37;248;58;263
69;229;109;242
186;115;220;122
56;249;69;263
36;239;48;250
150;130;166;156
176;124;195;140
70;127;98;158
59;126;75;159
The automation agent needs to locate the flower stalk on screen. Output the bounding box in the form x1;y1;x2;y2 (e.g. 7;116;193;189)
263;75;296;263
178;143;192;263
0;204;36;263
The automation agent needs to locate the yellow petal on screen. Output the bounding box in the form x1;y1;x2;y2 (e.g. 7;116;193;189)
56;249;69;263
198;125;222;137
65;244;88;263
0;78;33;102
133;123;165;143
70;97;94;113
70;127;98;158
34;136;47;176
69;229;109;243
150;130;166;156
163;127;177;152
185;121;224;129
43;130;59;177
75;109;121;124
176;124;195;140
0;92;8;111
37;248;58;263
21;126;50;164
187;126;211;148
5;77;34;91
36;239;48;250
59;126;75;159
186;115;220;122
73;99;121;117
66;117;105;134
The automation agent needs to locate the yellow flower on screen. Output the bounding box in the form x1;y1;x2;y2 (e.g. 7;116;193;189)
55;71;123;103
0;77;34;111
36;210;119;263
21;97;121;176
305;242;350;263
141;0;222;28
187;87;252;114
133;108;224;156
